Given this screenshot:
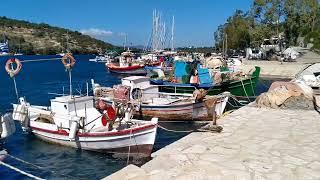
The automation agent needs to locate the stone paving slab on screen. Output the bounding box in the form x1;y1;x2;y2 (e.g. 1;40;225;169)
105;104;320;180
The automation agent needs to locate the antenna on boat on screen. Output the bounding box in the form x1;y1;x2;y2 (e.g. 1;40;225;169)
69;70;72;96
123;33;127;50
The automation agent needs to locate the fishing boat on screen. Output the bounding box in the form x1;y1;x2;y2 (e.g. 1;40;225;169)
0;113;16;140
0;41;9;56
89;52;116;63
93;76;229;121
107;63;146;75
151;61;261;97
106;51;147;75
8;54;158;157
89;55;108;62
12;96;158;157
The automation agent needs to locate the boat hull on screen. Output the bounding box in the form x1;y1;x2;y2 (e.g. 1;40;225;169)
30;122;157;157
105;96;228;121
138;98;228;121
107;64;147;75
154;66;261;96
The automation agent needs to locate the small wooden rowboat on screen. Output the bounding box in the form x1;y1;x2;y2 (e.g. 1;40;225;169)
93;76;229;121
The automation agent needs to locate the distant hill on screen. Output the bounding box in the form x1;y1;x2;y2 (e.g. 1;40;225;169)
0;16;116;55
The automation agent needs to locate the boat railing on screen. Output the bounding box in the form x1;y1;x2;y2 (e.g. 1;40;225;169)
155;84;197;94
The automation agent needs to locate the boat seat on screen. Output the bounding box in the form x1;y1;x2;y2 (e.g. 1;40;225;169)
36;114;54;124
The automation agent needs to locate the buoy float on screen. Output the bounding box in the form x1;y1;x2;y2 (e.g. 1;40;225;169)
97;100;116;126
61;53;75;69
101;106;116;126
5;58;22;77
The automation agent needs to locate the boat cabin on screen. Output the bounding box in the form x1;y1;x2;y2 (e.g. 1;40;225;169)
121;76;159;101
50;95;102;130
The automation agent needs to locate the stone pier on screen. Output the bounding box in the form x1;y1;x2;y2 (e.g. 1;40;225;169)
104;105;320;180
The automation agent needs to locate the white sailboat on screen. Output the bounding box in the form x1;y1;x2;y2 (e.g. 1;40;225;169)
0;40;9;56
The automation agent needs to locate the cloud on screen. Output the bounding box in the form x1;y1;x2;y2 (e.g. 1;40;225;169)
117;32;127;37
80;28;113;37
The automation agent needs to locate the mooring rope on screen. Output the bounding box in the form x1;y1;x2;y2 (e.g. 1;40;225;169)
249;77;256;97
258;79;271;89
229;95;251;106
5;153;85;179
127;129;132;165
0;161;45;180
240;79;251;102
6;154;43;169
157;124;195;133
19;58;63;63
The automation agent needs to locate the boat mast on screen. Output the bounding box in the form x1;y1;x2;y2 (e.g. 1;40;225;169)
171;16;174;51
124;33;127;50
66;31;69;53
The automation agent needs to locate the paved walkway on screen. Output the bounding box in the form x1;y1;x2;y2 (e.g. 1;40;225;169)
242;51;320;79
105;105;320;180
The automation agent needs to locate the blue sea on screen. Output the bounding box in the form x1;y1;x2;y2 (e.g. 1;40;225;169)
0;55;274;179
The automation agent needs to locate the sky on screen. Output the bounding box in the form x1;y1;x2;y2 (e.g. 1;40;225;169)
0;0;252;47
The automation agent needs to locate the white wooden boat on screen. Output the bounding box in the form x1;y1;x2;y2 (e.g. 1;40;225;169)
93;76;229;121
0;113;16;140
12;95;158;157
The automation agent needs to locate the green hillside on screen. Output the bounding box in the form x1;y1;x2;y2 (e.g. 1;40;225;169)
0;16;116;55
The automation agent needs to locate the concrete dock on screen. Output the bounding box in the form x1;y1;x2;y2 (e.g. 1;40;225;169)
242;51;320;79
105;104;320;180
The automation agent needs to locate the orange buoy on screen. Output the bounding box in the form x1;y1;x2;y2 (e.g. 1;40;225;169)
61;53;75;69
5;58;22;77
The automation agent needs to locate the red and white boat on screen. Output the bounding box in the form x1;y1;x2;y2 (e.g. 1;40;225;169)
12;95;158;157
107;63;146;75
106;51;147;75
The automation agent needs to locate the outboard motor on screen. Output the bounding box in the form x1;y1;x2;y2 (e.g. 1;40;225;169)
0;113;16;140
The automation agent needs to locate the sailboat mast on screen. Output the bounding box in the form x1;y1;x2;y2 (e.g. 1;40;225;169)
171;16;174;51
124;33;127;50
